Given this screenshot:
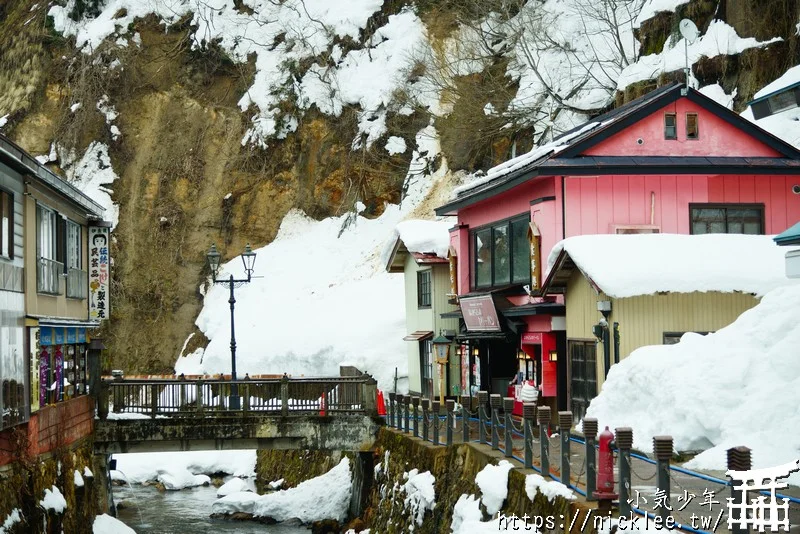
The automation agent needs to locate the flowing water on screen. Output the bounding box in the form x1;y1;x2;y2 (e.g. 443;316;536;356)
113;479;310;534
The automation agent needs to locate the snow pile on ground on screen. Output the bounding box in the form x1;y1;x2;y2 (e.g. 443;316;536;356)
584;284;800;485
178;126;447;392
211;458;352;523
474;460;514;516
157;470;211;491
216;477;252;497
93;513;136;534
402;469;436;526
547;234;795;298
385;219;452;262
39;486;67;513
112;450;256;484
617;20;780;90
0;509;21;534
450;494;506;534
525;474;575;503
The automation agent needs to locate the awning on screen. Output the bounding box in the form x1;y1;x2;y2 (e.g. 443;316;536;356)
403;331;434;341
455;331;509;341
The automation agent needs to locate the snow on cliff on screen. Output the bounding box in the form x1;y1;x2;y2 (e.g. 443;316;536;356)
585;283;800;485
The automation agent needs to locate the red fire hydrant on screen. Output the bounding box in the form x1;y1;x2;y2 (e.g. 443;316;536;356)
594;426;619;501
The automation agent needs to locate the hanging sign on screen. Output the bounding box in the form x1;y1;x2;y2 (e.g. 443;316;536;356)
460;295;501;332
89;226;110;321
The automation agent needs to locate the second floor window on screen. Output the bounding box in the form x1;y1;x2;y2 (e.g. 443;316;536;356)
690;204;764;235
67;221;81;269
664;113;677;140
686;113;699;139
37;205;58;261
473;215;530;289
1;190;13;259
417;270;431;308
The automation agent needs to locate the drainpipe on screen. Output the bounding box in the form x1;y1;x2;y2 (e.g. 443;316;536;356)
613;322;620;365
602;324;611;379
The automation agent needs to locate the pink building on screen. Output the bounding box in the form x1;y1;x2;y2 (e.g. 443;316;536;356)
434;82;800;415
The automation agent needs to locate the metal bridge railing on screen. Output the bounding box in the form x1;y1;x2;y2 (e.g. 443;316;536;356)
99;375;377;418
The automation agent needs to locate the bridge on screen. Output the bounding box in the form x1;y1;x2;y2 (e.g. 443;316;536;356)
93;374;382;454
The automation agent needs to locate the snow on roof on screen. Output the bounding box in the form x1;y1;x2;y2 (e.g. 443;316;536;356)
753;64;800;101
547;233;796;298
392;220;452;257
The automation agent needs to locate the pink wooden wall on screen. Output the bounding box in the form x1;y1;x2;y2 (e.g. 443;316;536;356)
564;174;800;236
584;99;782;157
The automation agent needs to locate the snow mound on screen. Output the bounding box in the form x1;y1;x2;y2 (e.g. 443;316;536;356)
113;450;256;484
547;234;795;298
525;474;575;503
475;460;514;516
584;284;800;485
217;478;251;497
93;513;136;534
402;469;436;526
73;470;84;488
39;486;67;513
212;458;352;523
451;494;483;533
157;470;211;490
0;509;21;533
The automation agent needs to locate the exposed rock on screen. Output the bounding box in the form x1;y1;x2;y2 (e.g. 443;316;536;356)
311;519;340;534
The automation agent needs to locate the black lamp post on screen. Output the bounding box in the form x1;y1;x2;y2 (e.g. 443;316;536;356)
206;243;257;410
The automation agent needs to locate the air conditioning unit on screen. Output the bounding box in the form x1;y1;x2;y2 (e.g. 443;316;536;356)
611;224;661;235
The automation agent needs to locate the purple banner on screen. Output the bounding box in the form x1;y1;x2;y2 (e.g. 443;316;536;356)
39;351;49;407
55;349;64;402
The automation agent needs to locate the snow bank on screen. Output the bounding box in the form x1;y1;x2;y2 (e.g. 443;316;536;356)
39;486;67;513
451;494;483;533
157;470;211;490
217;477;251;497
475;460;514;516
525;474;575;503
547;234;795;298
402;469;436;526
182;126;447;392
585;284;800;485
0;509;21;534
211;458;352;523
618;20;780;90
112;450;256;484
93;513;136;534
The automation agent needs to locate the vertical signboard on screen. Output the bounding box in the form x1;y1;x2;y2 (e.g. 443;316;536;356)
528;221;542;291
88;226;110;321
448;246;458;298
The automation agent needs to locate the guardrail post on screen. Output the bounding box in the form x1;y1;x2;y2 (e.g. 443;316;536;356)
403;395;411;433
362;375;377;415
653;435;673;522
432;401;440;446
388;393;396;427
412;397;420;438
150;384;158;418
422;398;430;442
477;391;488;444
280;375;289;417
242;382;250;413
584;418;598;501
179;374;186;409
523;402;536;469
559;411;572;486
446;399;454;446
489;394;501;450
503;397;514;457
460;394;470;443
196;380;203;413
538;406;551;478
727;446;751;534
396;394;404;431
112;376;123;413
616;427;633;515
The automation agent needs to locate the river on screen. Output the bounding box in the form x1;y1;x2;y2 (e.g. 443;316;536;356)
113;478;310;534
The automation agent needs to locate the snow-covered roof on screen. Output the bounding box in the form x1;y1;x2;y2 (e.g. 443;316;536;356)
545;233;796;298
752;65;800;102
383;220;452;272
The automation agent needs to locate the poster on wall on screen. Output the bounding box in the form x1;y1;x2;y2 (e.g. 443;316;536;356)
39;349;49;408
88;226;110;321
30;328;40;412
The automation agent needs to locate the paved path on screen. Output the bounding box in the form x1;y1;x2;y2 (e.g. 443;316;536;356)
388;414;800;533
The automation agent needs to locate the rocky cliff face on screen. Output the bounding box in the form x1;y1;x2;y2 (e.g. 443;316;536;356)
0;0;796;371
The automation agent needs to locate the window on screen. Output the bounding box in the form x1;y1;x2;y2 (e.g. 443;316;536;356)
67;221;81;269
663;332;709;345
36;205;62;294
686;113;698;139
417;270;431;308
690;204;764;235
472;215;531;289
0;190;12;259
664;113;677;140
569;340;597;421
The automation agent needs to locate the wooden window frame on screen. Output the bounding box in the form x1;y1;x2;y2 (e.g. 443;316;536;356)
0;188;13;260
470;212;531;290
689;203;765;235
417;270;432;309
686;112;699;140
664;112;677;140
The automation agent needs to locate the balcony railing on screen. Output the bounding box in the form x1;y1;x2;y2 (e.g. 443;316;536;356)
66;267;88;299
37;257;63;295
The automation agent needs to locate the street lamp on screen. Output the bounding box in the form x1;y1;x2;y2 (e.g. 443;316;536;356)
206;243;257;410
432;332;451;406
